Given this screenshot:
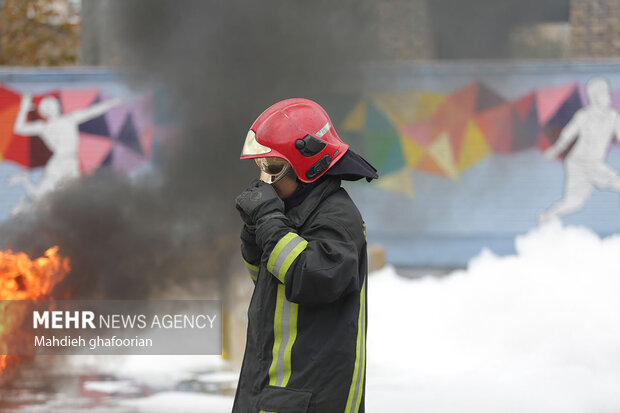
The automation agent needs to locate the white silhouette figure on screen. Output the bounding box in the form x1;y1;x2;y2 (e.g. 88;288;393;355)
7;93;122;214
539;77;620;224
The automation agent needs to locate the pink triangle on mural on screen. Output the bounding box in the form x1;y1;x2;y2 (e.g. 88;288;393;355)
401;120;433;147
113;144;146;173
536;83;576;125
139;127;155;158
79;132;113;175
60;89;99;114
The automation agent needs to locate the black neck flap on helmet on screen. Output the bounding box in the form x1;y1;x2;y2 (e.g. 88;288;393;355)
325;149;379;182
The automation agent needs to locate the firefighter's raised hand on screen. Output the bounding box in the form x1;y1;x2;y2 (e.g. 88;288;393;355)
235;180;284;226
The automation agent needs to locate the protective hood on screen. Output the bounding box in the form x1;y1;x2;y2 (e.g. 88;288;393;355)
325;149;379;182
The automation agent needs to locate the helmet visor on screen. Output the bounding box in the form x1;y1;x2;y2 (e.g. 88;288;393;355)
241;130;272;156
255;157;291;184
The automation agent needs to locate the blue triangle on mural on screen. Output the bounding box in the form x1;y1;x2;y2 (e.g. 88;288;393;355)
117;115;143;155
78;95;111;136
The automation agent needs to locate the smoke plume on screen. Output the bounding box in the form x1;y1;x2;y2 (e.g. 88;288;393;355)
0;0;379;299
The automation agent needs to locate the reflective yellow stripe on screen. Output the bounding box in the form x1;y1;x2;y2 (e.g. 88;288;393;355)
354;278;367;413
268;283;298;387
267;232;308;283
281;300;298;387
244;259;259;281
269;284;285;385
344;277;366;413
267;233;297;273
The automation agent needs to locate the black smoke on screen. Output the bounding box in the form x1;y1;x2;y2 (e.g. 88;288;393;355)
0;0;379;299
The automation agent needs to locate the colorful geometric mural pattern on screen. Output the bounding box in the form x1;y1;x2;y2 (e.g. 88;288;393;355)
342;82;586;196
0;84;155;175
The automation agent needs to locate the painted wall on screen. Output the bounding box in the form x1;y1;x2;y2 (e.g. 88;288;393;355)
341;61;620;267
3;64;620;268
0;69;171;219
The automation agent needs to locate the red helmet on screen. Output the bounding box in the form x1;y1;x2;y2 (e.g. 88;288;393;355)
240;98;349;183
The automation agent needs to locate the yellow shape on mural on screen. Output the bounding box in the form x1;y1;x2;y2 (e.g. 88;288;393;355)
370;91;420;128
376;167;415;198
414;92;445;121
341;99;367;132
458;120;491;172
400;135;426;168
428;132;459;180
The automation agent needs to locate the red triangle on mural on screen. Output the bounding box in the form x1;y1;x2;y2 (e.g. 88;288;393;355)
536;83;577;125
3;135;52;168
474;103;513;154
0;106;20;153
60;89;100;114
512;93;535;122
401;120;433;147
449;83;478;115
431;99;469;136
3;136;30;166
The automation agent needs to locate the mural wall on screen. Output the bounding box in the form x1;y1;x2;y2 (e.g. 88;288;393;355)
342;61;620;266
3;64;620;267
0;69;169;219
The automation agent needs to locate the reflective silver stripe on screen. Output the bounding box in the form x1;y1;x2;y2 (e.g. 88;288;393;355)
271;236;305;281
315;122;331;138
275;292;292;386
244;260;259;281
268;284;298;388
267;232;308;283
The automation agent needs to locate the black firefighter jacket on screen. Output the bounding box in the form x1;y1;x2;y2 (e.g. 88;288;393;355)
233;176;368;413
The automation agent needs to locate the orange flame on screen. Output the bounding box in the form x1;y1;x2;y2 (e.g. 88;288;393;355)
0;247;71;374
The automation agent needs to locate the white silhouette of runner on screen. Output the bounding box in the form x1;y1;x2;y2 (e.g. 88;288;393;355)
7;93;121;214
540;77;620;224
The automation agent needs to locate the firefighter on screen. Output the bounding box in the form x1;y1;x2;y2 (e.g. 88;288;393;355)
233;98;378;413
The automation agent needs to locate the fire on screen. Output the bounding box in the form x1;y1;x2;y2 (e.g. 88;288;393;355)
0;247;71;374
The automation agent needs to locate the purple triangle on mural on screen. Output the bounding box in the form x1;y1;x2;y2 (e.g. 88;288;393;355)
78;95;111;136
545;89;583;129
117;115;143;155
105;104;132;138
112;144;145;173
475;83;505;113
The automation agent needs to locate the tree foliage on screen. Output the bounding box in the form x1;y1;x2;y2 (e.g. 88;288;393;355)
0;0;80;66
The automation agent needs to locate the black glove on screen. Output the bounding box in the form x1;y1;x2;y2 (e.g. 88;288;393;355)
235;180;263;227
240;224;261;264
235;180;285;226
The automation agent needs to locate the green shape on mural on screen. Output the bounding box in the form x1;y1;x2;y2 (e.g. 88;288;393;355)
363;103;404;175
